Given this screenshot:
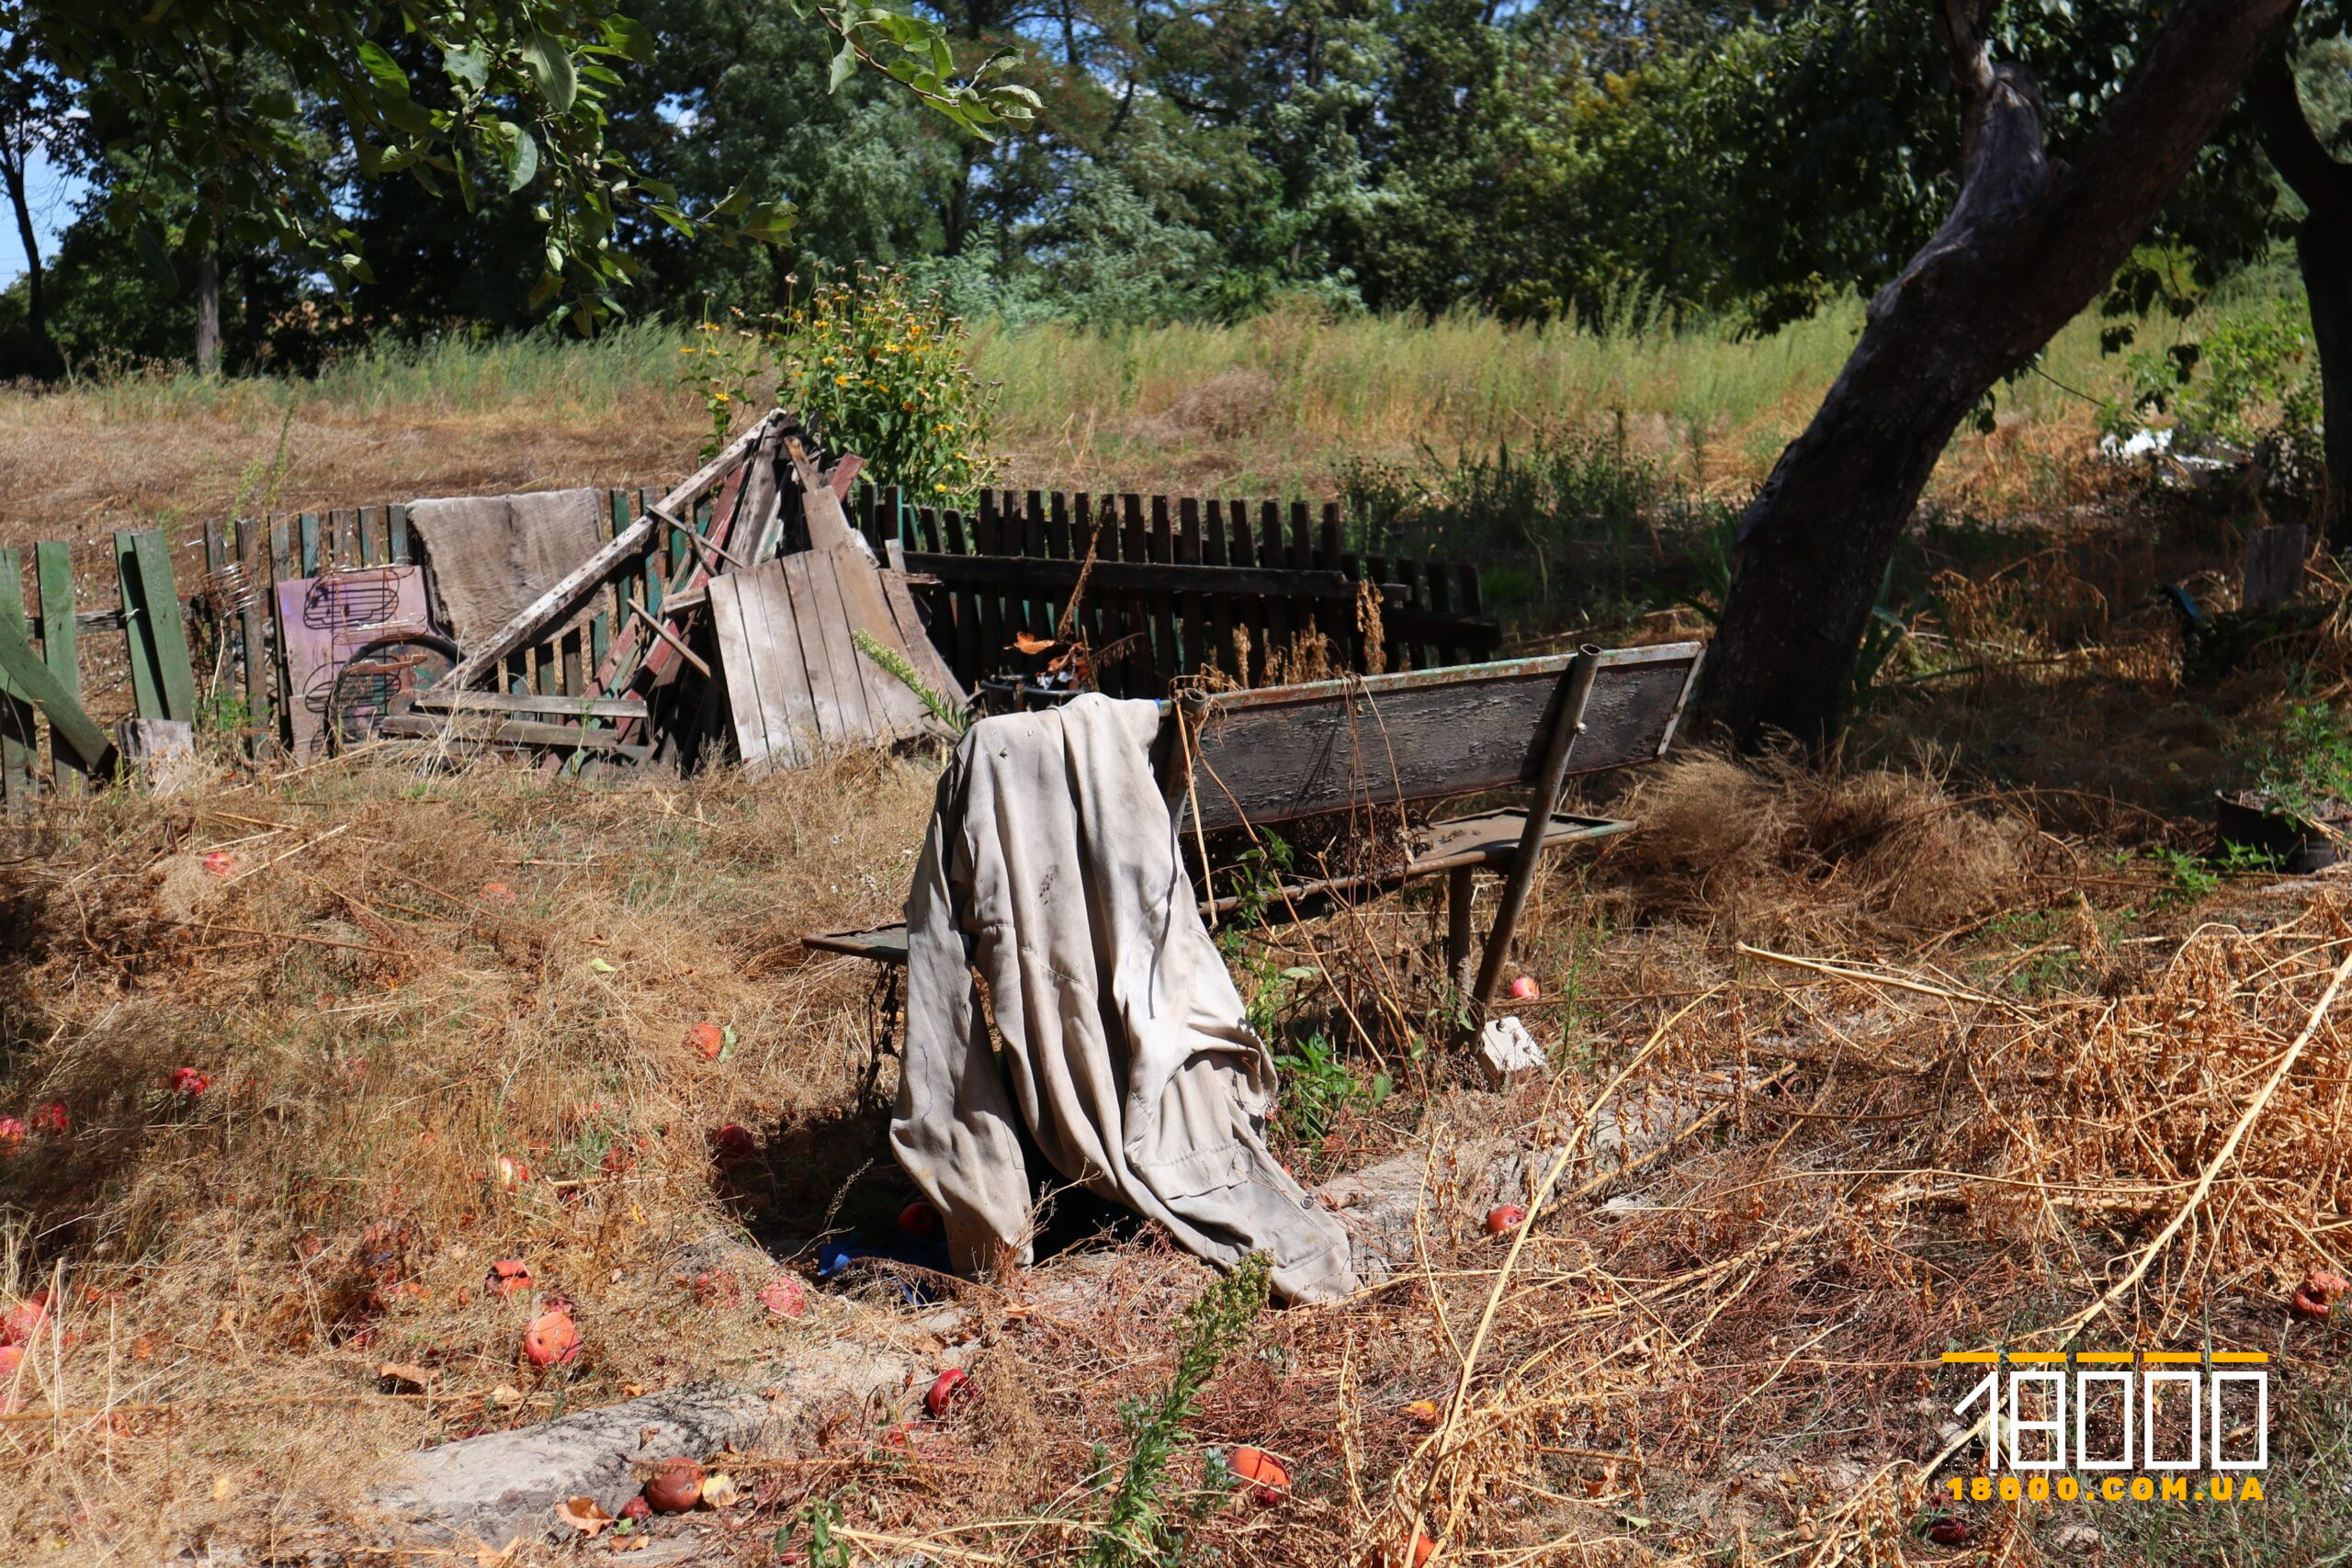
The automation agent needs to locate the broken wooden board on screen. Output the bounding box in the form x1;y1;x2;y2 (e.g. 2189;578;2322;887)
707;549;951;769
435;412;786;695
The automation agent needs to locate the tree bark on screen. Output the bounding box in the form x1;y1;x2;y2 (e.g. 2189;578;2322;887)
2250;45;2352;553
1701;0;2299;748
0;139;45;356
193;246;221;375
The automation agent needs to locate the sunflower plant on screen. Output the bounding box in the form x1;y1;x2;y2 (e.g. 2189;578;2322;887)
773;264;1001;504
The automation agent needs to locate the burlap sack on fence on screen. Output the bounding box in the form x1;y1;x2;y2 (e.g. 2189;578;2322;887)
404;488;609;652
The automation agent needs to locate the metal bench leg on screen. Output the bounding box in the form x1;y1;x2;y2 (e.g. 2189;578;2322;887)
1470;646;1600;1015
1445;865;1476;991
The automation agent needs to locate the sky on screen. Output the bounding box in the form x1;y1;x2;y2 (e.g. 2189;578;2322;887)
0;152;84;288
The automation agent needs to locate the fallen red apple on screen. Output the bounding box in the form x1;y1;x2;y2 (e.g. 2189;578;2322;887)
897;1200;943;1238
712;1124;756;1162
924;1367;970;1418
477;881;517;908
170;1067;209;1098
1403;1399;1440;1427
1925;1517;1968;1546
644;1457;705;1513
2;1293;51;1346
1484;1204;1527;1236
492;1156;531;1188
523;1309;580;1368
2305;1262;2352;1302
0;1117;24;1149
1406;1531;1436;1566
203;851;236;877
484;1259;532;1299
1507;976;1540;1001
685;1022;726;1060
619;1495;652;1523
2291;1286;2331;1320
1229;1446;1291;1505
29;1103;67;1136
758;1276;807;1318
0;1344;21;1377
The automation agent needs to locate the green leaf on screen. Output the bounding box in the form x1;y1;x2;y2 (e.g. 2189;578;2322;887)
712;182;751;217
930;36;954;80
603;15;658;64
338;253;376;284
356;40;411;99
828;36;857;94
527;269;563;310
443;44;491;92
496;123;540;191
520;31;578;114
739;199;797;243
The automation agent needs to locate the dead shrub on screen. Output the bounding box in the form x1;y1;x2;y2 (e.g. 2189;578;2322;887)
1166;370;1276;440
1597;748;2040;946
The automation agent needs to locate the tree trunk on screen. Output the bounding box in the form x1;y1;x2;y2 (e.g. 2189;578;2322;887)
0;145;45;353
193;247;221;376
1702;0;2298;748
2251;46;2352;553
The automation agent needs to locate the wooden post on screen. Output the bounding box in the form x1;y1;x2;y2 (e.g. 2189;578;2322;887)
1469;646;1602;1014
1446;864;1476;994
0;550;35;806
233;517;275;757
33;543;83;792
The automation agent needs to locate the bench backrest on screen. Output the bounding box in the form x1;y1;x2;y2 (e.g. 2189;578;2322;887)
1159;641;1704;834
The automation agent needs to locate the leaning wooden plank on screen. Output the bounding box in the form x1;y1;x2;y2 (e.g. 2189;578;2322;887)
709;561;821;770
744;565;818;769
115;533;164;720
0;615;113;773
410;690;650;720
820;550;928;740
877;567;966;708
441;412;782;694
0;551;35;804
129;531;199;722
32;544;83;791
376;711;649;754
781;553;861;745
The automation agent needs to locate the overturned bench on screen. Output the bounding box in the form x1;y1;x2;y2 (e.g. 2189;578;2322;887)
805;640;1703;1008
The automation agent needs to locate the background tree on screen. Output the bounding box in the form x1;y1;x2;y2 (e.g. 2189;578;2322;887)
1701;0;2298;749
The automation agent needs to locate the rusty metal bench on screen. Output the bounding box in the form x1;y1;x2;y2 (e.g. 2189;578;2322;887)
802;640;1704;1009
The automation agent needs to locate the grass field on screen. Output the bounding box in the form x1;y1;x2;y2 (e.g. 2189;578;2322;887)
0;292;2199;558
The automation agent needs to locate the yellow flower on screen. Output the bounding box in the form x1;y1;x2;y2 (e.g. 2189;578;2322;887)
713;391;731;403
934;483;949;493
833;374;851;386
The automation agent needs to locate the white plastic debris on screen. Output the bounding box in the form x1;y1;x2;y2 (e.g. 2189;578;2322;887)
1478;1015;1548;1089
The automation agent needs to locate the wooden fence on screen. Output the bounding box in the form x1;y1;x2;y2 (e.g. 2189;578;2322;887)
204;488;724;756
843;485;1499;698
1;531;198;806
0;478;1500;799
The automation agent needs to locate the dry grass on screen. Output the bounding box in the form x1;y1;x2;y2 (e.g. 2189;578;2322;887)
0;753;936;1561
1592;750;2046;950
4;714;2351;1565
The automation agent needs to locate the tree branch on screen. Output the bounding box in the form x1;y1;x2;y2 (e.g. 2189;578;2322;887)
2248;39;2350;222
